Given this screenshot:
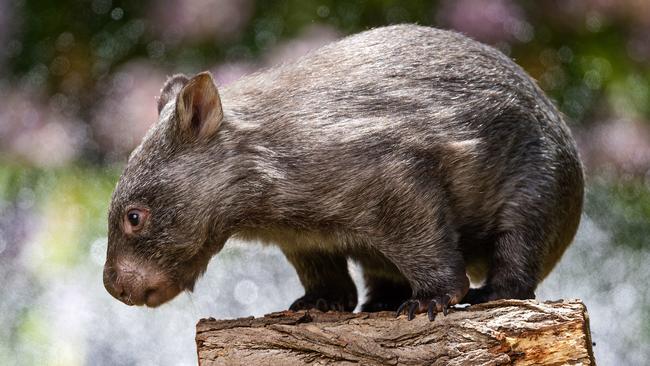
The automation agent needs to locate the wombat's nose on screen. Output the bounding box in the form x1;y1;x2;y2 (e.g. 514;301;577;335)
113;283;131;304
103;258;182;307
103;265;134;305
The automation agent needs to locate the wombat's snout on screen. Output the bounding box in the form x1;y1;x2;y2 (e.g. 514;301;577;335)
103;258;181;307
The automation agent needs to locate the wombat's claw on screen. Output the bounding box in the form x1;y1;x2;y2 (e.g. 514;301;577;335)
442;294;451;315
395;299;421;320
427;300;438;321
397;293;456;321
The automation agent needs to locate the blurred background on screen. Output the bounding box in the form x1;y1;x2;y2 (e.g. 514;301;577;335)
0;0;649;364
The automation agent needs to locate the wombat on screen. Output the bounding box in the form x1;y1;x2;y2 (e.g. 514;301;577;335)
103;24;583;320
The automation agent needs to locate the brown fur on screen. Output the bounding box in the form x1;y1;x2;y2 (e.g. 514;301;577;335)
103;25;584;313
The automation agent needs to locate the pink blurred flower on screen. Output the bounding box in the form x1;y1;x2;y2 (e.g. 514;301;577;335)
578;119;650;175
151;0;254;43
0;89;82;167
627;31;650;62
208;25;340;89
437;0;532;43
91;61;166;160
263;24;341;67
210;62;257;86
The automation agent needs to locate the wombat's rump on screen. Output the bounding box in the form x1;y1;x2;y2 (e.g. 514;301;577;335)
103;25;583;319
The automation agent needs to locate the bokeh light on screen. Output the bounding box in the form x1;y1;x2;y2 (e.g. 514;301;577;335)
1;1;649;365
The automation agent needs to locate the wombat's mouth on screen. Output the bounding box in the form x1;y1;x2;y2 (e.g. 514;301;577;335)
103;258;185;307
142;283;183;307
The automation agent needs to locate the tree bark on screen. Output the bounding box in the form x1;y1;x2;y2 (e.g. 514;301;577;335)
196;299;595;365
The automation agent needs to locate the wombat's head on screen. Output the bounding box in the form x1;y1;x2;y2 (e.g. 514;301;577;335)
103;72;229;307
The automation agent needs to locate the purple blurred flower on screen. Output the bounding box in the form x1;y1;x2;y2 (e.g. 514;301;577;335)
578;119;650;175
263;24;341;67
437;0;532;44
208;25;340;88
627;31;650;62
210;62;257;86
0;89;82;167
91;62;166;160
151;0;254;43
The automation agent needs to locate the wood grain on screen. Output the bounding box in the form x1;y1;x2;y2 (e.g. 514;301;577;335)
196;299;595;365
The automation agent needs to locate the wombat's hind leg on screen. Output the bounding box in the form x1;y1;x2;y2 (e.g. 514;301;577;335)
283;248;358;312
349;249;412;312
462;230;538;304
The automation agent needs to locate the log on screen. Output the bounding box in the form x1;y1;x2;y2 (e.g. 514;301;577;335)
195;299;595;365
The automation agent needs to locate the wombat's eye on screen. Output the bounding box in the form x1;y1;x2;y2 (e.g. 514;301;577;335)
127;212;140;226
123;207;149;235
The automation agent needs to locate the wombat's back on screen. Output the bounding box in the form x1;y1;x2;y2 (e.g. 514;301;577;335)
225;26;580;220
224;24;576;158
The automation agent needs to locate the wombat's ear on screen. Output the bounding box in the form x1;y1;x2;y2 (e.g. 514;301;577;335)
157;74;190;114
175;71;224;141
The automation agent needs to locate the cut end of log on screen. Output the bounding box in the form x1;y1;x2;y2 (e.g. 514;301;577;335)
196;299;595;365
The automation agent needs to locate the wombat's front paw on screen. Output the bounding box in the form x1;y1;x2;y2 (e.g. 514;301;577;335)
396;277;469;321
289;293;356;312
395;294;454;321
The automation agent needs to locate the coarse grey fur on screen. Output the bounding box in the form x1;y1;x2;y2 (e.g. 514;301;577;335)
104;25;583;315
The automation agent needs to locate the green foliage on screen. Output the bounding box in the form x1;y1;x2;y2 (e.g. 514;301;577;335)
1;2;649;363
0;163;119;270
8;0;650;126
11;1;149;91
586;178;650;250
